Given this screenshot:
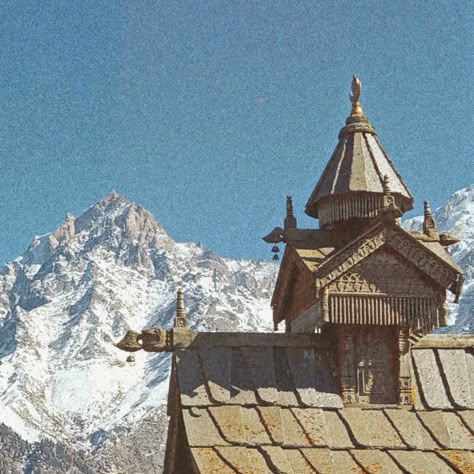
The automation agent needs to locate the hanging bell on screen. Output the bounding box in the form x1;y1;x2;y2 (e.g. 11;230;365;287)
126;355;135;363
271;245;280;253
272;254;279;261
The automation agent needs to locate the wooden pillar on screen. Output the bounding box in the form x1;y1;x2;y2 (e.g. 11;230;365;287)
339;326;356;404
398;326;412;405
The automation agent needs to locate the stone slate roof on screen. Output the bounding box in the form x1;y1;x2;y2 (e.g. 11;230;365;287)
305;115;413;218
168;333;474;473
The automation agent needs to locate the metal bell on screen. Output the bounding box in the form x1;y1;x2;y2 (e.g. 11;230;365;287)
272;254;279;261
126;355;135;363
271;245;280;253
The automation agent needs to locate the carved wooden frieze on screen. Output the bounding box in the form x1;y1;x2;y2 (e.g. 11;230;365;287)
316;226;385;289
316;224;458;293
327;249;439;297
386;232;458;289
327;294;442;331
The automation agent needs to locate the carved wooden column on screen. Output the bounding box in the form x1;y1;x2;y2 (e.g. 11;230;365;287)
339;326;356;404
398;326;411;405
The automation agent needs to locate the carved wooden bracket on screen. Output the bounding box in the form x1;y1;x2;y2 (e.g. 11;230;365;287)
116;328;174;352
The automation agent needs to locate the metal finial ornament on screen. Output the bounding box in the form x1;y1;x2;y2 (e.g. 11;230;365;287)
349;75;363;116
284;195;297;229
175;288;187;328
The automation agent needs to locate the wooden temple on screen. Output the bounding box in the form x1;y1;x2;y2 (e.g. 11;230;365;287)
117;78;474;473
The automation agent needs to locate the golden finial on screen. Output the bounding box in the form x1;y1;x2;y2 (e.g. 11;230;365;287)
349;75;363;116
175;288;187;328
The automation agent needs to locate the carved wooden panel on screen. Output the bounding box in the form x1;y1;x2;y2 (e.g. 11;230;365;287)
354;327;397;404
317;225;458;291
328;248;439;297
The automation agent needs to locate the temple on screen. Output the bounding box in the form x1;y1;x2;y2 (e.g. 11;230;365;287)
117;78;474;473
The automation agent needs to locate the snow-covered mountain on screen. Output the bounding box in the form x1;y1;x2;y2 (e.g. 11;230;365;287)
404;184;474;333
0;186;472;472
0;191;278;472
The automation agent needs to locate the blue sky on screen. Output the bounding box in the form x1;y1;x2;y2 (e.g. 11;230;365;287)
0;1;472;264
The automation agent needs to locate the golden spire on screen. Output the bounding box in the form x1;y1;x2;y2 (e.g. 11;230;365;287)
349;75;364;116
175;288;187;328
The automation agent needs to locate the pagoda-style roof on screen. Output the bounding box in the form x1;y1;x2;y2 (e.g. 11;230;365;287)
272;212;463;330
305;77;413;223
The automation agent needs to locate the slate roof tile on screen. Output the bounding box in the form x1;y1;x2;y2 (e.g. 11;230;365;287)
301;448;364;474
208;406;272;446
240;347;278;404
191;448;236;474
286;348;343;408
256;406;284;445
323;410;354;449
200;346;232;403
260;447;314;473
438;450;474;473
208;406;247;445
338;408;405;449
177;349;210;407
280;408;312;447
230;347;259;405
384;408;439;450
273;347;300;407
351;449;404;473
215;447;270;473
412;349;453;409
290;408;329;447
388;450;456;474
459;410;474;434
417;411;474;450
183;408;229;447
438;349;474;409
241;407;274;446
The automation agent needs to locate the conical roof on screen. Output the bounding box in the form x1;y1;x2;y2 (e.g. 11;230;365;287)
305;77;413;220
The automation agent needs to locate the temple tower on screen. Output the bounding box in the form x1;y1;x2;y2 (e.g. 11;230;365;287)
266;77;463;405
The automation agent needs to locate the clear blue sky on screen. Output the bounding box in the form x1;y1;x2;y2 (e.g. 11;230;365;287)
0;1;472;264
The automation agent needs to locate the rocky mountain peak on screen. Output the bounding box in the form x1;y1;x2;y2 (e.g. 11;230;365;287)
0;193;278;470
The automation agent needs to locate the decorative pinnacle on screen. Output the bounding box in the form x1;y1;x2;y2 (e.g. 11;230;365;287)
382;175;396;210
284;195;297;229
423;201;437;235
349;75;364;116
175;288;187;328
286;195;294;217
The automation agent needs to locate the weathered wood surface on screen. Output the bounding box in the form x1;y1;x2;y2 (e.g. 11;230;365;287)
174;330;330;349
413;334;474;349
